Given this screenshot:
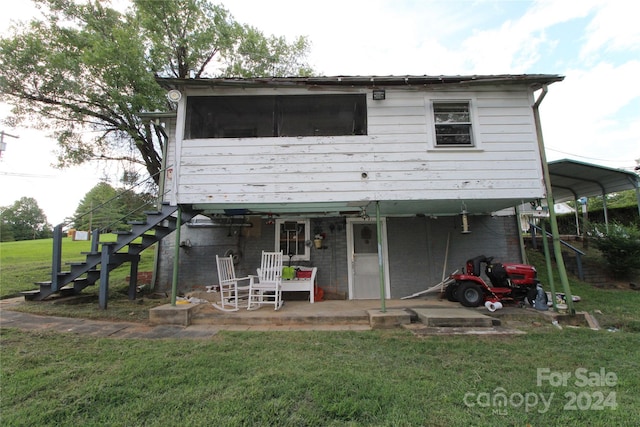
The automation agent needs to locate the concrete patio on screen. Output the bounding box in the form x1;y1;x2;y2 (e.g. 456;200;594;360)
149;293;568;332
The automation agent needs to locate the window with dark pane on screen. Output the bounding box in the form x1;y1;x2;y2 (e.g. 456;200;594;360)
275;219;310;261
433;102;473;146
186;94;367;139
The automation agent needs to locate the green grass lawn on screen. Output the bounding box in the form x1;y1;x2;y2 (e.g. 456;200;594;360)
0;236;163;320
1;240;639;425
1;328;638;426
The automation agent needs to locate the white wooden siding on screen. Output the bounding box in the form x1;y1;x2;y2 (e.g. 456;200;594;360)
171;86;545;207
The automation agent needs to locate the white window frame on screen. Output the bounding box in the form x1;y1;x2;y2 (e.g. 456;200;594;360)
427;98;482;150
274;219;311;261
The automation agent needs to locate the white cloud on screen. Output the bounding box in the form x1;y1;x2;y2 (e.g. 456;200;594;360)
580;0;640;61
540;60;640;167
2;0;639;224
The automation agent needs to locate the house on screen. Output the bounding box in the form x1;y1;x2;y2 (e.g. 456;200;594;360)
153;74;564;300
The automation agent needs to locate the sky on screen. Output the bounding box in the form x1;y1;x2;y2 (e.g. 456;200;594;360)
0;0;638;225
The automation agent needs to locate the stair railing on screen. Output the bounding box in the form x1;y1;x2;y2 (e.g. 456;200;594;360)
529;222;586;280
49;168;168;293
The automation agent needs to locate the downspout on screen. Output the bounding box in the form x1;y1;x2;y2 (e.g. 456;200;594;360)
533;84;575;314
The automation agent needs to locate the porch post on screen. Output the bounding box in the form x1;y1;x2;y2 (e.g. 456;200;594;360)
540;220;558;312
376;201;386;313
171;205;182;306
533;85;575;314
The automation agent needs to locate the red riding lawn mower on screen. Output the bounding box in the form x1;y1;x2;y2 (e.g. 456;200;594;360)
446;255;545;311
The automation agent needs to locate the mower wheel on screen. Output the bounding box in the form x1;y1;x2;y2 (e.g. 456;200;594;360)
445;283;459;302
458;282;484;307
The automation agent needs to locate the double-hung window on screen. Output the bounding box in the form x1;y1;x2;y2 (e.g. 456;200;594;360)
433;101;474;147
275;219;310;261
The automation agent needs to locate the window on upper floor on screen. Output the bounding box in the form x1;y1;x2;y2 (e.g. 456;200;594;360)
432;101;474;147
186;94;367;139
275;219;310;261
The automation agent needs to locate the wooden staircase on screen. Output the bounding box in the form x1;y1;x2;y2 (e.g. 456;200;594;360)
22;203;196;308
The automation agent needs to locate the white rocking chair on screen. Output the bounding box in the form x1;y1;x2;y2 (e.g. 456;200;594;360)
247;251;284;311
212;255;252;312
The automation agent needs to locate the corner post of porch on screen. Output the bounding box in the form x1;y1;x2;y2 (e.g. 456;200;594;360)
171;205;182;306
376;201;386;313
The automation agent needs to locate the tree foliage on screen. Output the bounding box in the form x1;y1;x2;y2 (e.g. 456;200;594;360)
71;181;155;232
590;222;640;280
1;197;52;241
0;0;312;183
572;189;639;211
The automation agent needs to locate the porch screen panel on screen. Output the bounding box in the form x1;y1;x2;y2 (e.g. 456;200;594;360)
278;95;367;137
185;94;367;138
186;96;275;139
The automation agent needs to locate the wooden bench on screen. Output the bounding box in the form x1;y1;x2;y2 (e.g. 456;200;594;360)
258;266;317;303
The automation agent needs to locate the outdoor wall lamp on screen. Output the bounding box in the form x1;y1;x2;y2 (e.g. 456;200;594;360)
167;89;182;102
372;89;386;100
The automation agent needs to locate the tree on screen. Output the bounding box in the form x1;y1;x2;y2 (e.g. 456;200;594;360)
590;222;640;279
573;189;639;211
0;197;52;241
71;181;155;232
0;0;312;183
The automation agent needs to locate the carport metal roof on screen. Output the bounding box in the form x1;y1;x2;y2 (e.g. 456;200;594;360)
548;158;640;216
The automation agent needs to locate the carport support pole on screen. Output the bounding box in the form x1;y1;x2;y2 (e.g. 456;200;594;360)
171;206;182;306
540;220;558;312
533;85;575;315
376;201;386;313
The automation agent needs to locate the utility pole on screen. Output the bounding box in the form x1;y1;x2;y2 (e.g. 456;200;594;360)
0;131;19;158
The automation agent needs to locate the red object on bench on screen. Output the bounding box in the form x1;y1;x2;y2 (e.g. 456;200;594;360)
296;270;313;279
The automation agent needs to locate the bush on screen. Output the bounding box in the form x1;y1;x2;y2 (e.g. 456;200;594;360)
590;222;640;279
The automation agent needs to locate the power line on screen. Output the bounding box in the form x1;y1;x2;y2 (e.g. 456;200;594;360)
0;171;56;178
546;147;637;166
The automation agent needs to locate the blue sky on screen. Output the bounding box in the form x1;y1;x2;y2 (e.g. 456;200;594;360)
1;0;638;224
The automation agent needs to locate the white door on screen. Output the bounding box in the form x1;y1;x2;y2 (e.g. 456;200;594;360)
347;218;390;299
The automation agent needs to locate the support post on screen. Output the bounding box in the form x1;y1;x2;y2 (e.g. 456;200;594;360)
375;202;386;313
128;255;140;300
91;228;100;253
540;220;558;312
99;243;114;310
514;204;527;264
602;190;609;233
171;206;182;306
533;85;575;314
51;224;63;292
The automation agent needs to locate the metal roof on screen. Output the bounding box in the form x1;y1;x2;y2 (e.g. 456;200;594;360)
548;159;639;202
157;74;564;90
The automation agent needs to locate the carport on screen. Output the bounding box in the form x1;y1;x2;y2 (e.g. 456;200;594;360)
548;159;640;233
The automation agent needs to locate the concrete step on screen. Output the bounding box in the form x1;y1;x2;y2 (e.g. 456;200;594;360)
412;307;499;328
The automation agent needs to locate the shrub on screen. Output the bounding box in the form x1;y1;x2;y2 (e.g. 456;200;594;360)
590;222;640;279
